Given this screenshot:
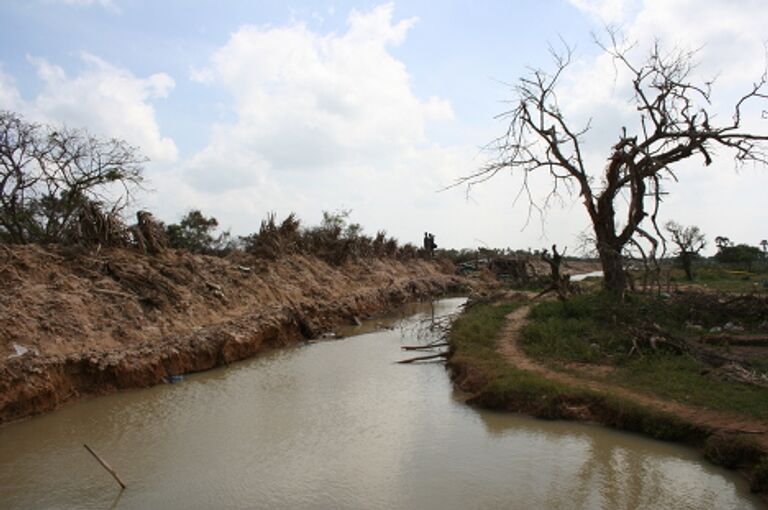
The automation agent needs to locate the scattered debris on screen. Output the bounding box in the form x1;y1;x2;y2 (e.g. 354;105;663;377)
8;343;30;359
700;334;768;347
717;363;768;388
724;322;746;333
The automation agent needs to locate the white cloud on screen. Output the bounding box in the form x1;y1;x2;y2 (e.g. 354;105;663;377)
183;3;456;223
0;53;178;162
567;0;637;23
629;0;767;87
135;4;513;246
0;67;24;112
424;96;455;122
345;3;417;46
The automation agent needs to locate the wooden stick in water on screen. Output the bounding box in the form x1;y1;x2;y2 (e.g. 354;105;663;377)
396;352;448;364
401;342;449;351
83;443;126;490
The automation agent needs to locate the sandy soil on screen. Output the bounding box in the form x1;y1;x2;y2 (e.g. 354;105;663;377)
0;244;468;424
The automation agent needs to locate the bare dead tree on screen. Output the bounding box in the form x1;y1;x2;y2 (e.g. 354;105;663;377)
665;221;706;281
459;33;768;293
541;243;564;283
0;110;145;244
538;244;572;300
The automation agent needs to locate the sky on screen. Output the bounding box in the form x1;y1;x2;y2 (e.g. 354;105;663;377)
0;0;766;254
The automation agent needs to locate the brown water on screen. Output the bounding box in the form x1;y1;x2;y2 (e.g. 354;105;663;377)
0;298;763;509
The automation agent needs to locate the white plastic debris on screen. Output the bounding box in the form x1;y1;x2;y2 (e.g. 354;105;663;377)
9;343;29;358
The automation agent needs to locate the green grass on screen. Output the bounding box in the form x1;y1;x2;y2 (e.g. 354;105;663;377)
522;292;688;364
520;292;768;420
448;300;704;439
676;265;768;294
448;296;768;493
620;355;768;420
450;300;592;404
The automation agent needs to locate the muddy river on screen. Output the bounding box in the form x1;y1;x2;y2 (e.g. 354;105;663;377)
0;298;762;509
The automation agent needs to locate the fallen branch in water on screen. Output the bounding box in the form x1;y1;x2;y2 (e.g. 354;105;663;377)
401;342;449;351
397;352;448;364
83;443;126;490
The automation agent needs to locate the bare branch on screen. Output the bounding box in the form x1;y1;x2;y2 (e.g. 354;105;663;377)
460;31;768;292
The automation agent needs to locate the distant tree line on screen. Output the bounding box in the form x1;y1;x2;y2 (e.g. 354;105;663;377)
711;236;766;271
0;111;421;265
663;221;766;277
163;208;419;264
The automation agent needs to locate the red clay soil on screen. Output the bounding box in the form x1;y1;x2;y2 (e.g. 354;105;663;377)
496;304;768;451
0;244;468;424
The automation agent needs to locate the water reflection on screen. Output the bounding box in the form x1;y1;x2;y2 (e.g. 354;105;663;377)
477;410;756;510
0;298;762;509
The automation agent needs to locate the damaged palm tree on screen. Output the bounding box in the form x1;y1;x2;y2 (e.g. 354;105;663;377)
131;211;168;255
458;31;768;294
242;212;301;260
68;201;131;249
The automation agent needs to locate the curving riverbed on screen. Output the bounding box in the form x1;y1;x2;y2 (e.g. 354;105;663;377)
0;298;762;509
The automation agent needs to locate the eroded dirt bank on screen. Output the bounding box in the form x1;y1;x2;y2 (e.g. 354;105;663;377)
0;245;468;424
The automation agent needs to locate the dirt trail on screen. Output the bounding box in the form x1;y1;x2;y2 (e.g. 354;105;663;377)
496;304;768;450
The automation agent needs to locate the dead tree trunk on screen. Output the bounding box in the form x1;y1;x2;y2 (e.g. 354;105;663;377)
541;244;571;300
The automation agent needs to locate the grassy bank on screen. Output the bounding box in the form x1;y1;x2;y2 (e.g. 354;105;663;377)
522;292;768;419
447;296;768;495
660;265;768;294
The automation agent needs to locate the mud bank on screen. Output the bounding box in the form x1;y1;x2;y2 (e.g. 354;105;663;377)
0;245;468;424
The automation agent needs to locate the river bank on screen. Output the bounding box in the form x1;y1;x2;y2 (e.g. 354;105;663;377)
446;293;768;501
1;297;762;509
0;245;468;424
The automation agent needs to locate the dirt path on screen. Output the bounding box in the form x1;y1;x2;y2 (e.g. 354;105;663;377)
497;305;768;449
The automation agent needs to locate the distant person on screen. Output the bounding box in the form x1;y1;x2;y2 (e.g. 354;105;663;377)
423;232;436;258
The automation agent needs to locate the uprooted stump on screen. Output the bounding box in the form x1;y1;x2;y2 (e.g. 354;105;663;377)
130;211;168;255
69;202;131;249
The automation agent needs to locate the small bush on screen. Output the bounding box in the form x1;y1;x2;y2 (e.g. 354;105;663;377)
752;457;768;493
704;434;762;469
